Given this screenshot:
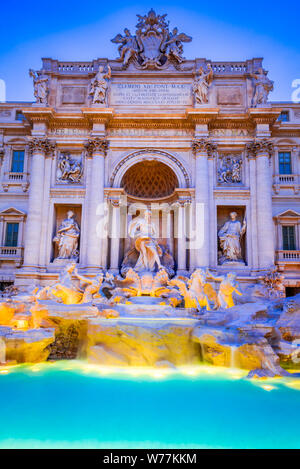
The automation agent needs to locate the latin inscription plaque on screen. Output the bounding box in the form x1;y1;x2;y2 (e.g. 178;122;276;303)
110;83;192;106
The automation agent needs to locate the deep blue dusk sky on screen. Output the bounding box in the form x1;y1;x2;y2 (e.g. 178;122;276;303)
0;0;299;102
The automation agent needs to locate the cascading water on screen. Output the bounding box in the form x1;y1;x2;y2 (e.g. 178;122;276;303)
0;338;6;364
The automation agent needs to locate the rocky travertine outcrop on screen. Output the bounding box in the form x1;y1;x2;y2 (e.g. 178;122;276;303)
87;318;200;367
0;293;300;379
41;301;99;360
0;326;55;363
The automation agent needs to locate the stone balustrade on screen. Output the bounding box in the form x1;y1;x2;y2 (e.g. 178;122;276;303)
274;174;299;185
0;246;23;265
276;250;300;262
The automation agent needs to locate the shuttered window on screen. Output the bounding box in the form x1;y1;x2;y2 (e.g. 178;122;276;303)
5;223;19;247
282;225;296;251
11;150;24;172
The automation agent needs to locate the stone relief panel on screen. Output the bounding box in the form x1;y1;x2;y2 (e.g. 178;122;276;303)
217;86;243;106
56;152;83;184
217;153;243;185
61;86;87;105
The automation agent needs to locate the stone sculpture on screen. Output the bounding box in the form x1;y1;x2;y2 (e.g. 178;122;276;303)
170;269;218;310
111;268;180;305
206;271;242;309
48;262;83;304
218;155;242;184
73;269;105;304
128;209;163;272
53;210;80;262
261;268;286;299
89;65;111;104
29;69;49;105
111;29;140;67
112;9;192;69
57;153;83;183
193;64;213;104
250;68;274;106
218;212;246;264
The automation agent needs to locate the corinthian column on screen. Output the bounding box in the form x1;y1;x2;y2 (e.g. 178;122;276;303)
247;139;275;269
23;138;56;268
191;139;216;268
84;138;109;270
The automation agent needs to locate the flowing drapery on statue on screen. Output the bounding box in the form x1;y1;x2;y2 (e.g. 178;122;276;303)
128;210;162;272
218;212;246;264
53;210;80;262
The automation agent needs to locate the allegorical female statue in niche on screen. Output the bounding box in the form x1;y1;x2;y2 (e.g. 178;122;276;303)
53;210;80;262
128;209;162;272
218;211;246;265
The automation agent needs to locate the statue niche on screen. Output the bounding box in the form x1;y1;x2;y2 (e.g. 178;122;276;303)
217;207;246;266
53;209;80;263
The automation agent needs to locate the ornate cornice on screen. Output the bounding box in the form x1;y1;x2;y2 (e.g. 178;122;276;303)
246;138;274;158
28;137;56;155
192;139;217;157
84;138;109;156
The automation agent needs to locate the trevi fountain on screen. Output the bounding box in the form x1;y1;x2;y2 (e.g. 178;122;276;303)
1;9;300;449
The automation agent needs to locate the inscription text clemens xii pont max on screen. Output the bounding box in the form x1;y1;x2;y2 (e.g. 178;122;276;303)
110;83;192;106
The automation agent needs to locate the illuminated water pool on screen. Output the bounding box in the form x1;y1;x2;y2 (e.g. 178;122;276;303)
1;361;300;449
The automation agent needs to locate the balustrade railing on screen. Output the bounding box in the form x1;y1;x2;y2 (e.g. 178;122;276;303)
0;246;23;259
274;174;299;185
276;250;300;262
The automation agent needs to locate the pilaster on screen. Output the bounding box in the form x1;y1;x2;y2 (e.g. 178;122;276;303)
192;138;217;268
84;137;109;271
23;138;56;269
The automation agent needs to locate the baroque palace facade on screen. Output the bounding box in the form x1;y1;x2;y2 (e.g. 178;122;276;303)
0;10;299;294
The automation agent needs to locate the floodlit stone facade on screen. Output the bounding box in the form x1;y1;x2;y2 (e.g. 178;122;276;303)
0;10;299;294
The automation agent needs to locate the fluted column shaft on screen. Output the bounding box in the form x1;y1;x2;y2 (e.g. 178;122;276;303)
192;140;216;268
177;201;186;272
85;138;109;270
248;156;259;269
256;152;274;268
23;138;55;268
247;139;274;269
110;200;120;271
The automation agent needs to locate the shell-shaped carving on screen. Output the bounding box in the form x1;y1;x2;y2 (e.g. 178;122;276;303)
121;161;178;198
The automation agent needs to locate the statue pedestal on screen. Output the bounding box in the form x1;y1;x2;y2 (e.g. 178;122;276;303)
220;260;245;267
52;258;78;266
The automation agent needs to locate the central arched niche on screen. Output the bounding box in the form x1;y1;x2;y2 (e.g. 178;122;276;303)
120;160;178;199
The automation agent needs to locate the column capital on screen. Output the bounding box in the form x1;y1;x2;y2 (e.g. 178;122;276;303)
28;138;56;155
246;138;274;159
84;138;109;157
192;139;217;158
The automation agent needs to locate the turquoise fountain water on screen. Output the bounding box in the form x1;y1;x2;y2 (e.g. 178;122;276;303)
1;361;300;449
